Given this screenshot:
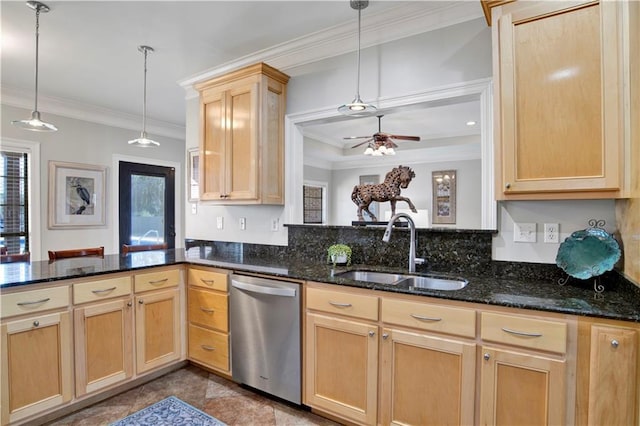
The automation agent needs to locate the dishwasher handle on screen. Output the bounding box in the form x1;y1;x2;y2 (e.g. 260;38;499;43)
231;279;296;297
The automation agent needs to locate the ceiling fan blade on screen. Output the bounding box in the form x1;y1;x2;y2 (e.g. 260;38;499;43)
344;136;371;140
388;135;421;141
350;138;373;148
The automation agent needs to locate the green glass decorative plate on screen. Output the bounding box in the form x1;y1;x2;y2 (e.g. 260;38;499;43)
556;228;621;280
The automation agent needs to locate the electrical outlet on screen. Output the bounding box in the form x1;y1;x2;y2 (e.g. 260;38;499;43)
513;222;536;243
191;203;197;214
216;216;224;230
544;223;559;243
271;218;279;232
239;217;246;230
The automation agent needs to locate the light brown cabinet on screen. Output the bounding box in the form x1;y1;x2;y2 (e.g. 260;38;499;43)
195;62;289;204
133;267;182;374
1;309;72;425
491;0;634;199
479;311;571;425
73;275;133;397
187;267;230;374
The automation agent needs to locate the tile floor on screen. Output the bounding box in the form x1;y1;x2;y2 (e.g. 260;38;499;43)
45;365;339;426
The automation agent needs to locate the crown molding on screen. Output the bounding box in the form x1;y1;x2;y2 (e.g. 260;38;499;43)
179;2;483;96
1;85;185;140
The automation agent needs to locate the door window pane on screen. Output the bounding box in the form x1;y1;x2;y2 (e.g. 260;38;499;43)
130;174;165;245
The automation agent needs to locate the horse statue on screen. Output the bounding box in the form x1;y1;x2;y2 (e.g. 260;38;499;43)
351;165;417;221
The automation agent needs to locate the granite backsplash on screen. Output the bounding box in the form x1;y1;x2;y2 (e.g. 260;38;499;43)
184;224;604;284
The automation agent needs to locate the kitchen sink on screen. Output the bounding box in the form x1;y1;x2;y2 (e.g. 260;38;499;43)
396;276;468;291
334;270;407;285
334;270;467;291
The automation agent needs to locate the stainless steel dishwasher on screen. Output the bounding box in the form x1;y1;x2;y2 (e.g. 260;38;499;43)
229;274;301;404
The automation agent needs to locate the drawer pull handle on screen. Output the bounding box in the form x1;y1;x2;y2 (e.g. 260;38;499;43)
33;320;40;327
92;287;117;294
148;278;169;285
200;279;215;285
611;339;619;348
502;327;542;338
484;353;490;361
201;345;215;351
368;331;375;337
200;307;215;313
17;298;50;306
410;313;442;322
329;301;352;308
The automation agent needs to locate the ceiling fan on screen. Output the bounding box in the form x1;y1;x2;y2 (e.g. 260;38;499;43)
346;115;420;156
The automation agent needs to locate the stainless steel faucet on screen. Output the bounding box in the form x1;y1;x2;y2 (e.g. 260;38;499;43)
382;213;425;273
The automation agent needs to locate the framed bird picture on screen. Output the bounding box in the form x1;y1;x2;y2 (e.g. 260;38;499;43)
49;161;106;228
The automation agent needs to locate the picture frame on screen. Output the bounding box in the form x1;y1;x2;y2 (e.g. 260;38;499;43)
359;174;380;219
188;148;200;201
48;161;106;229
432;170;456;224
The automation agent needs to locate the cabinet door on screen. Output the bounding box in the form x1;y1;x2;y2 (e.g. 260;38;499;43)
1;312;72;425
226;82;259;200
135;288;181;373
587;325;638;426
200;88;226;200
480;346;566;425
74;298;133;397
497;1;622;196
380;328;476;426
305;313;378;425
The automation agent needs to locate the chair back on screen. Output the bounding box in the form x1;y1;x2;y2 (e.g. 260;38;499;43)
0;246;7;255
122;243;167;255
0;252;30;263
48;246;104;260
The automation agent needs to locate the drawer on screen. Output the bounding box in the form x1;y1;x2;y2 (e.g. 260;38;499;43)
306;287;378;321
481;312;567;354
1;286;69;318
134;268;180;293
382;298;476;338
188;324;229;372
73;276;132;304
188;268;228;291
188;288;228;332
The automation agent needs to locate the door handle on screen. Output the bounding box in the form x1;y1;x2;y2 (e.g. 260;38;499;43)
231;280;296;297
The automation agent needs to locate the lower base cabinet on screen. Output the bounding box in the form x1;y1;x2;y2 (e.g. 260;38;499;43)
1;311;73;425
379;328;476;426
74;298;134;397
305;312;378;425
479;346;567;425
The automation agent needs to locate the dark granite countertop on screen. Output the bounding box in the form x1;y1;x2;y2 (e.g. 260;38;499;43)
2;249;639;323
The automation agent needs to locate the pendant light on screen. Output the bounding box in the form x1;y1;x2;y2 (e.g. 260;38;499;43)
128;45;160;147
11;1;57;132
338;0;377;117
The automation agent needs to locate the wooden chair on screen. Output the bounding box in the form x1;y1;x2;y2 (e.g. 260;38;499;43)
48;246;104;261
122;243;167;255
0;252;30;263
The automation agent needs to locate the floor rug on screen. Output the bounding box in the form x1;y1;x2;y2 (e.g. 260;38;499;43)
110;396;226;426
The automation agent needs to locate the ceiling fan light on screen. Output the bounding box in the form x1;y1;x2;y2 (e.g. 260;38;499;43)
378;145;387;153
363;146;374;155
12;111;57;132
386;147;395;155
372;149;384;156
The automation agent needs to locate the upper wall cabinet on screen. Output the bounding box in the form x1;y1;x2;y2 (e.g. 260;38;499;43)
195;63;289;204
488;1;637;200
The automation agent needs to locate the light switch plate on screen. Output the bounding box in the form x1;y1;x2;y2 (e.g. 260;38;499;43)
216;216;224;230
514;222;536;243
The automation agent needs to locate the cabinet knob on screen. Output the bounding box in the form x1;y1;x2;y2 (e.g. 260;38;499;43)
127;301;133;307
611;339;619;348
483;353;490;361
33;320;40;327
382;333;389;340
505;183;511;189
368;331;375;337
138;300;144;305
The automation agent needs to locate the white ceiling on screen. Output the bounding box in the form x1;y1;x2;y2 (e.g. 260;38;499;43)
1;1;484;144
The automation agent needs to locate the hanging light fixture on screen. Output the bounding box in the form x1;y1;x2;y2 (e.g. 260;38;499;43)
338;0;376;117
128;45;159;147
12;1;57;132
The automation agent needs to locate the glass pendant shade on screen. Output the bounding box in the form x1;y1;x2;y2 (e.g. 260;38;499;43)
11;1;57;132
338;0;376;117
129;45;159;147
